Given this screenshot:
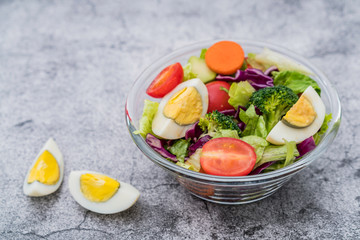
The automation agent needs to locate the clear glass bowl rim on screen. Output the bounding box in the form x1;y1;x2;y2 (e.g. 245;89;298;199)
126;39;342;183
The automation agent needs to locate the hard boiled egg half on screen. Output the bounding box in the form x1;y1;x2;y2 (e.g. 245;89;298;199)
266;86;325;145
152;78;208;139
69;171;140;214
23;138;64;196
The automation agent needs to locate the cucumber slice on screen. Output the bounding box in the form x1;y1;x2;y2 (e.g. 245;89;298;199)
188;56;216;83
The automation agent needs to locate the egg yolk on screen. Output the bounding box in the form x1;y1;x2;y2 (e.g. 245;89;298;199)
163;87;203;125
80;173;120;202
27;150;60;185
283;95;317;128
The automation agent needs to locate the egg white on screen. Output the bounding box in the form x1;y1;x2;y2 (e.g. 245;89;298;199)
152;78;208;139
266;86;326;145
68;171;140;214
23;138;64;196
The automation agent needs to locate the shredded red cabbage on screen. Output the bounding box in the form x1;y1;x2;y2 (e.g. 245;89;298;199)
237;122;246;131
215;69;243;82
215;68;274;90
188;135;211;156
264;66;279;76
297;136;316;158
219;109;236;116
185;121;203;142
166;140;174;147
221;106;246;120
234;105;241;120
249;161;275;175
145;134;177;162
254;105;263;116
244;69;275;90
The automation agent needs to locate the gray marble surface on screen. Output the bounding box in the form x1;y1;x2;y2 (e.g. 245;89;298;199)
0;0;359;239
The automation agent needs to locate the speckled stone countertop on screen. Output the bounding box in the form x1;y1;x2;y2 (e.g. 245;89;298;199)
0;1;359;239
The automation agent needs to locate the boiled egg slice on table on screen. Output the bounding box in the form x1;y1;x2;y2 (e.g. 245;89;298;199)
266;86;325;145
152;78;208;139
68;171;140;214
23;138;64;196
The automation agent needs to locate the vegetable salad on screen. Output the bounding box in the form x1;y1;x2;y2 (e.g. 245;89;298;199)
135;40;332;176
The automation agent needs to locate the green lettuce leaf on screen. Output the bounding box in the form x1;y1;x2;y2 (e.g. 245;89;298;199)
254;116;267;139
283;140;297;167
241;135;269;163
168;139;190;163
272;70;321;95
183;62;198;81
313;113;332;145
200;48;207;59
239;105;267;138
254;141;299;169
176;161;195;171
185;148;202;172
228;81;256;109
133;100;159;138
262;161;283;172
239;105;258;136
212;129;240;139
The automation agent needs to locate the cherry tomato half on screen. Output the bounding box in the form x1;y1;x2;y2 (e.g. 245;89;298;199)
146;62;183;98
200;137;256;176
206;81;233;113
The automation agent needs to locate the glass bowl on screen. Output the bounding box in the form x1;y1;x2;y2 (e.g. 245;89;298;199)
125;39;341;204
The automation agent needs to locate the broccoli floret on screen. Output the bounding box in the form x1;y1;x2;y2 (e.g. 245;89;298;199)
248;85;298;132
198;110;241;137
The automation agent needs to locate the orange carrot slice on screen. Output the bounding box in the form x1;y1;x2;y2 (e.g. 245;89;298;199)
205;41;245;75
